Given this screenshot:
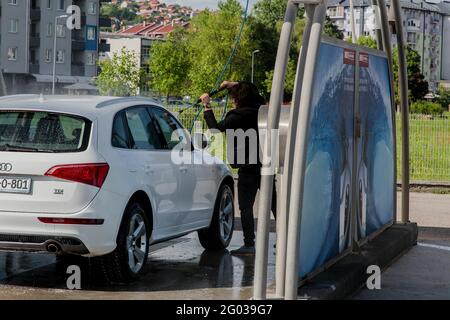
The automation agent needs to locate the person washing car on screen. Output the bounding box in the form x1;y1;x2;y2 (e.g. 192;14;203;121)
200;81;277;256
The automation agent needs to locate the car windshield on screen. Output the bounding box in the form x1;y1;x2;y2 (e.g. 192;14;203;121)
0;111;91;153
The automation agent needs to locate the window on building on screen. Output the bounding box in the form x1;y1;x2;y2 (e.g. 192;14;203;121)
86;52;96;65
9;19;18;33
88;2;96;15
47;0;52;9
8;0;18;5
47;23;53;37
57;0;64;10
87;26;96;41
56;24;65;37
7;47;18;60
44;49;52;63
56;50;65;63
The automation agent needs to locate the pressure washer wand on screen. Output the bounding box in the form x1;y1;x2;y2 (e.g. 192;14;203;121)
178;88;226;115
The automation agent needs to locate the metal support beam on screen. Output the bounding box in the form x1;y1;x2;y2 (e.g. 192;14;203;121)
377;0;398;223
275;4;315;298
372;0;384;50
284;2;327;301
253;1;298;301
392;0;410;223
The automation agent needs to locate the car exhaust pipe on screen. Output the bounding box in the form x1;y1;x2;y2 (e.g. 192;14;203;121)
46;242;61;254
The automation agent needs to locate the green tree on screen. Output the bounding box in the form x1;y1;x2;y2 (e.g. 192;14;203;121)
95;48;144;96
392;45;428;103
252;0;289;27
149;29;191;98
101;3;138;26
433;86;450;111
356;35;377;49
262;17;306;101
323;16;343;40
185;0;253;97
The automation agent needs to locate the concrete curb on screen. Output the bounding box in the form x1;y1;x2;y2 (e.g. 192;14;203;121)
296;223;418;300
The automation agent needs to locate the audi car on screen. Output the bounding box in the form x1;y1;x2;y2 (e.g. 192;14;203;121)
0;95;235;283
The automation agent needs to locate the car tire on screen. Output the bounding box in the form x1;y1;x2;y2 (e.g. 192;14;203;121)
95;202;150;284
198;184;234;250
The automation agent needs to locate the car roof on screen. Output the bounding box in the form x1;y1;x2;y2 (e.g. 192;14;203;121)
0;95;165;120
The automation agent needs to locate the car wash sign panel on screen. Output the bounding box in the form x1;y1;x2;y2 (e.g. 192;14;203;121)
297;38;395;279
298;41;355;278
357;50;395;238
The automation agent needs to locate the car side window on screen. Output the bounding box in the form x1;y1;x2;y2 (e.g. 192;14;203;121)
124;107;161;150
151;107;188;150
112;112;129;149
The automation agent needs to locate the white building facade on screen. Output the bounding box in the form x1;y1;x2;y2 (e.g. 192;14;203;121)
327;0;450;90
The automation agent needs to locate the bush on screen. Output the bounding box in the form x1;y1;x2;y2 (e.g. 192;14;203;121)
434;87;450;111
410;100;443;115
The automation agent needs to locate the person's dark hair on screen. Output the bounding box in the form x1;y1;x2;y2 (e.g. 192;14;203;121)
228;81;265;108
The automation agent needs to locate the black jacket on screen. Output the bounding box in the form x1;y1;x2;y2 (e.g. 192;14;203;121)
204;106;261;170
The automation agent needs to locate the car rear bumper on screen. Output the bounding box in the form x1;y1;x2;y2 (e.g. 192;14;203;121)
0;234;89;255
0;188;127;257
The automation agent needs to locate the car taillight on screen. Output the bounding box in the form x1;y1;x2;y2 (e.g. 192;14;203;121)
38;218;104;225
45;163;109;188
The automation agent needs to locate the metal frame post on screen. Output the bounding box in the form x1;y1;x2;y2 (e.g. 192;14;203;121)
392;0;410;223
377;0;398;222
253;1;298;300
350;0;357;43
275;4;315;298
372;0;384;50
351;48;361;249
284;2;327;300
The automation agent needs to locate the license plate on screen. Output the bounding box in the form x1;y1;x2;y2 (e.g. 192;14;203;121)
0;177;32;194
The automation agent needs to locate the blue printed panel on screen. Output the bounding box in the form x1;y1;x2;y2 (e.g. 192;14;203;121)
86;25;98;51
357;53;395;237
298;43;355;278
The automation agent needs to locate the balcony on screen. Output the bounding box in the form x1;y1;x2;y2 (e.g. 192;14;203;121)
72;40;86;51
30;9;41;21
29;63;40;74
71;64;85;76
30;36;40;48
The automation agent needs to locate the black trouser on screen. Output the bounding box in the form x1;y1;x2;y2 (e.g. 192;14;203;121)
237;167;277;247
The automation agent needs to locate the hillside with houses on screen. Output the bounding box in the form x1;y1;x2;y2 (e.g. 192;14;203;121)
103;0;200;32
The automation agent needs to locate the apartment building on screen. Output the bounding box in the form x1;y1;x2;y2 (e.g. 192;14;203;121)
327;0;450;90
0;0;108;94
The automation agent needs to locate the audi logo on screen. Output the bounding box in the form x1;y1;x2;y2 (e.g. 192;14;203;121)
0;163;12;172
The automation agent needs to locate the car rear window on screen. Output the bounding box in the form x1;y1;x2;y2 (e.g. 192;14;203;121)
0;111;91;153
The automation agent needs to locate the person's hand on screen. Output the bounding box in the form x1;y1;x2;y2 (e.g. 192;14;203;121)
199;93;211;109
219;81;239;90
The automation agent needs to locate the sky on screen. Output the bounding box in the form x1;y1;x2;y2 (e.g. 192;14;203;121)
164;0;258;10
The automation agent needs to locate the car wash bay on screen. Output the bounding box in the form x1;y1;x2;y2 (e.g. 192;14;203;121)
0;192;449;300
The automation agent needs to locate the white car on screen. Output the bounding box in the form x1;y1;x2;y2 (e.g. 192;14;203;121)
0;95;235;283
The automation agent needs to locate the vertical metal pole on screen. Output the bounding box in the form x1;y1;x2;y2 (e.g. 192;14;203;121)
275;4;314;298
253;1;298;301
284;2;327;301
372;0;384;50
350;0;357;43
351;49;361;249
252;52;255;83
378;0;398;222
392;0;410;223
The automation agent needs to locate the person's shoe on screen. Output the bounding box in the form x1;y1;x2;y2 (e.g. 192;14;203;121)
231;245;256;256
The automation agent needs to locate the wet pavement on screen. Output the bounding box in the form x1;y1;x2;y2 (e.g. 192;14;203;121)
0;192;449;300
0;231;277;300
